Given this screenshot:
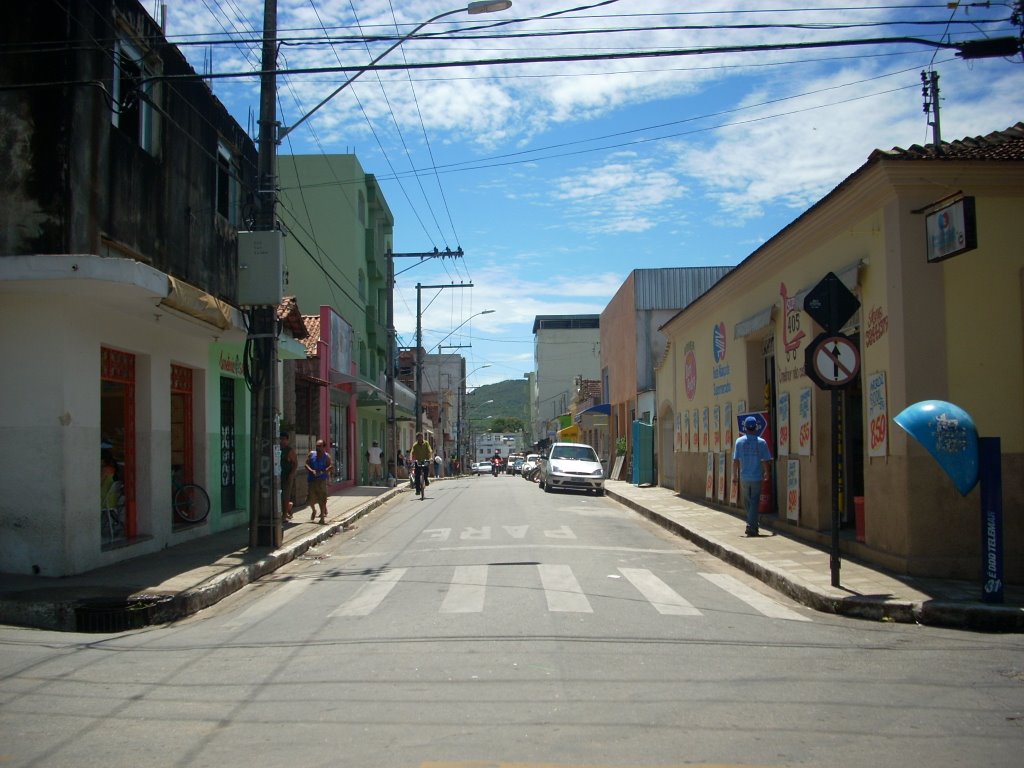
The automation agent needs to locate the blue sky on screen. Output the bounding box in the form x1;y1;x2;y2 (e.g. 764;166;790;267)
166;0;1023;389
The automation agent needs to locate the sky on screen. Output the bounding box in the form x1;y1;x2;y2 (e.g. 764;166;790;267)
164;0;1023;389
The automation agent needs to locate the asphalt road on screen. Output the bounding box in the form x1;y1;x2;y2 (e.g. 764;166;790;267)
2;474;1023;768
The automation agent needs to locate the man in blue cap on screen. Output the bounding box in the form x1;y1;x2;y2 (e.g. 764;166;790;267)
732;416;772;536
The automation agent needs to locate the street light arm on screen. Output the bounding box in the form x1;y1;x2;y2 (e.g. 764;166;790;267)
426;309;495;355
279;3;511;141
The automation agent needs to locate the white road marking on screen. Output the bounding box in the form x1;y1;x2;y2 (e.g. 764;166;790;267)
329;568;407;617
537;564;593;613
699;572;811;621
440;565;488;613
220;576;312;630
618;568;702;616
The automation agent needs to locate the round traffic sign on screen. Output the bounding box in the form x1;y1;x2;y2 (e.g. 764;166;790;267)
812;335;859;386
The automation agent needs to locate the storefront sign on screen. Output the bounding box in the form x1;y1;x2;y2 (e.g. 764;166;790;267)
926;196;977;263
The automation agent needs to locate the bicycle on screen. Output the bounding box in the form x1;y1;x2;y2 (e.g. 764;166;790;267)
413;460;430;500
172;465;210;523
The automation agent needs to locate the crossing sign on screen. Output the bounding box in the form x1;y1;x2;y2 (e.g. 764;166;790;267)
805;332;860;389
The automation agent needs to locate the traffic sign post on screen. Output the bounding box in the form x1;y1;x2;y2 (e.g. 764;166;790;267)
802;273;862;588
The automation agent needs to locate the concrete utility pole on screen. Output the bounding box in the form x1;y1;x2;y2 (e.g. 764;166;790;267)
415;282;473;434
251;0;280;548
386;249;464;478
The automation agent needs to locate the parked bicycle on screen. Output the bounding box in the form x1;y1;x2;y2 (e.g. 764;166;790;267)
172;465;210;523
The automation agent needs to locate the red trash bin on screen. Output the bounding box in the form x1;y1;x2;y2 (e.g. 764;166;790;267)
758;476;772;514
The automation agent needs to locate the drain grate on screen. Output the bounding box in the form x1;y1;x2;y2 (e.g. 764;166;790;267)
74;595;172;633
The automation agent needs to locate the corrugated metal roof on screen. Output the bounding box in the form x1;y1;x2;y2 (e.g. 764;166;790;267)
632;267;733;310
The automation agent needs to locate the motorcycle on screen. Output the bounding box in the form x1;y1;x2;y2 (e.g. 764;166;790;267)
491;459;501;477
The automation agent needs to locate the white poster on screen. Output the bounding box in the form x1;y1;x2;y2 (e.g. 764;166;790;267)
684;410;691;452
712;406;721;453
716;452;727;500
701;407;710;451
786;460;800;521
778;391;791;456
723;402;733;450
674;412;682;453
691;409;699;453
797;387;813;456
867;371;888;458
705;453;715;498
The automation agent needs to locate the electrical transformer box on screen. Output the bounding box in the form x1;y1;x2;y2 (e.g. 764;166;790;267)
237;230;284;306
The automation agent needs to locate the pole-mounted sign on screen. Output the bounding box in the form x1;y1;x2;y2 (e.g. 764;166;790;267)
802;271;861;587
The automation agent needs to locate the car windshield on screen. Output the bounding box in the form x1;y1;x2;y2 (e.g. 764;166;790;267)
551;446;598;461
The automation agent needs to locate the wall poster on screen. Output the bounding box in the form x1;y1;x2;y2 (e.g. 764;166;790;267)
683;410;691;452
705;452;715;498
786;459;800;521
712;405;721;453
716;452;727;500
797;387;813;456
723;402;733;450
867;371;888;458
778;391;791;456
701;407;710;451
692;409;700;453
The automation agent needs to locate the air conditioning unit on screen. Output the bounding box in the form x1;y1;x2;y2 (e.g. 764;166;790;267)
237;230;284;306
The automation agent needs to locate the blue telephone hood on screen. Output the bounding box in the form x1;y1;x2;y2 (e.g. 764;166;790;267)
893;400;979;496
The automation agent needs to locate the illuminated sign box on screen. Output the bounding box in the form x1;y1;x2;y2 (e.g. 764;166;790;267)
925;196;977;263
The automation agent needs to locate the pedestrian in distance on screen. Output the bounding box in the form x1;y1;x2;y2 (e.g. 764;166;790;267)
279;431;297;521
433;453;443;479
305;439;333;524
367;440;383;484
732;416;772;537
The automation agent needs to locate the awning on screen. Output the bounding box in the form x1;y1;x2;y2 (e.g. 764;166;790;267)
557;423;581;441
163;276;234;330
575;403;610;425
278;335;306;360
735;305;774;339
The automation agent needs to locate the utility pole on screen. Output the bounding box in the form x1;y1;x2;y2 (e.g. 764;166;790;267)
385;249;463;476
921;69;942;154
249;0;281;548
415;282;473;434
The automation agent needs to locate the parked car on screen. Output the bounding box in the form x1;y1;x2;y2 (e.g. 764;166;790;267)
471;461;493;475
520;454;541;478
538;442;605;495
511;457;525;475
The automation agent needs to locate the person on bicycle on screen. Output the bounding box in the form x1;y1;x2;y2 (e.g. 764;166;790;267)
410;432;433;490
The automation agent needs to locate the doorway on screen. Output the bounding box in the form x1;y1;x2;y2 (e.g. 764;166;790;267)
101;347;136;544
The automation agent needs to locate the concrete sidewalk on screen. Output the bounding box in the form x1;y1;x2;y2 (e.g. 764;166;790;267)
0;484;402;632
604;480;1023;632
1;478;1021;633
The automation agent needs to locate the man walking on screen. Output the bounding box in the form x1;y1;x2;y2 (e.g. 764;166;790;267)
367;440;383;484
732;416;772;537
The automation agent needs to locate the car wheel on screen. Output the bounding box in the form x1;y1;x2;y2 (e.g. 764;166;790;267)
543;482;552;493
596;488;605;496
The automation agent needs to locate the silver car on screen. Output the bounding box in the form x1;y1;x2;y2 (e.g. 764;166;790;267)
539;442;605;495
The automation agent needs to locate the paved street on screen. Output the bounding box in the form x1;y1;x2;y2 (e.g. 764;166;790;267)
2;474;1023;768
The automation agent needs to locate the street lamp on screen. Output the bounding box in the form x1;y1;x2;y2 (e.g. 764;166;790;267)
279;2;512;142
254;0;513;547
456;372;491;470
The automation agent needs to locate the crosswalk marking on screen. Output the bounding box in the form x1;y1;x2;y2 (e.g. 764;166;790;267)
699;572;811;621
312;564;810;623
537;564;592;613
618;568;702;615
221;576;312;630
440;565;488;613
329;568;407;617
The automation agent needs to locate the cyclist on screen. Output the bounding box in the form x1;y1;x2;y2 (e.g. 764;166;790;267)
410;432;433;491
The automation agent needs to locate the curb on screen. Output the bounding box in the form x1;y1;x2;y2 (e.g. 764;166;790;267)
164;486;403;624
605;487;1024;632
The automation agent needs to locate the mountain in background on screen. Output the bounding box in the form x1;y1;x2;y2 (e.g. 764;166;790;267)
465;379;529;429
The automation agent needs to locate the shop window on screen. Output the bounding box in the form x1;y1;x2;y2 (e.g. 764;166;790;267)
112;37;158;154
216;141;240;225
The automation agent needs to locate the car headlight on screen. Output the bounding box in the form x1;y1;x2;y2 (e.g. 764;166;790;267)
590;468;603;477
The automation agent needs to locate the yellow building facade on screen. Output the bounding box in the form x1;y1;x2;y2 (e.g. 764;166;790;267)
656;124;1023;580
